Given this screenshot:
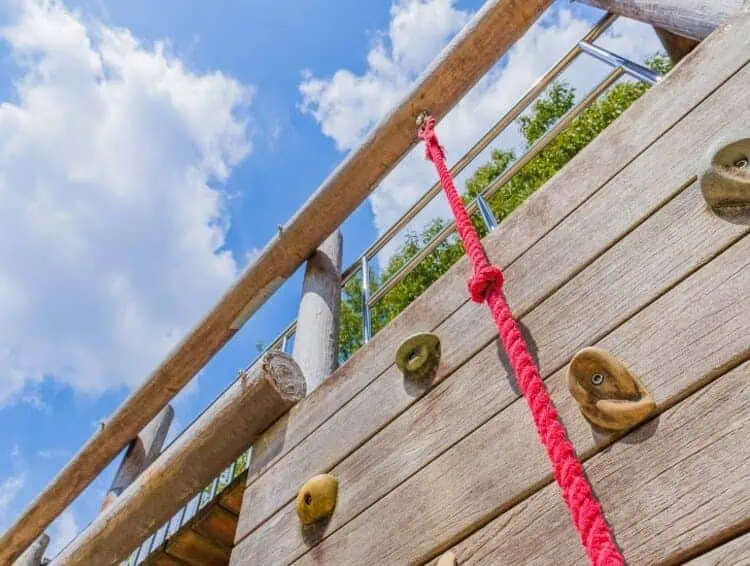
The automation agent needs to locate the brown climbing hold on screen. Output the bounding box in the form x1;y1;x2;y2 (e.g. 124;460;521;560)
437;551;457;566
395;332;441;381
699;135;750;224
567;347;656;431
296;474;338;525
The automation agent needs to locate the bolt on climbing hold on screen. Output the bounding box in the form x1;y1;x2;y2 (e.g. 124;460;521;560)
567;347;656;432
395;332;441;381
699;135;750;224
437;551;457;566
296;474;338;525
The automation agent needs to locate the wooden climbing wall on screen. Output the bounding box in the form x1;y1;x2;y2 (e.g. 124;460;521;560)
230;14;750;566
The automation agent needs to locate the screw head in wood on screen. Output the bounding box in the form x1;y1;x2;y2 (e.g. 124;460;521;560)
296;474;338;525
699;135;750;224
567;347;656;432
395;332;441;381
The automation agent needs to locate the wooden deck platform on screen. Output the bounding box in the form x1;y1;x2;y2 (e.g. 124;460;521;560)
226;13;750;566
141;472;245;566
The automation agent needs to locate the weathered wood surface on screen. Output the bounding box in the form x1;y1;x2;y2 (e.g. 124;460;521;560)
233;178;749;565
654;27;699;63
143;472;248;566
290;235;750;566
162;530;229;566
577;0;749;40
217;471;246;515
51;353;305;566
13;534;48;566
232;24;750;545
292;230;343;392
686;532;750;565
436;358;750;565
0;2;556;562
101;405;174;513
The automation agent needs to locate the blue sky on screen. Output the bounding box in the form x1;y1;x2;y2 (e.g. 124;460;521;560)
0;0;663;556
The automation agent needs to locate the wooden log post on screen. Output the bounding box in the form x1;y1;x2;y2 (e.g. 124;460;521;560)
100;405;174;513
654;27;699;63
49;352;305;566
292;230;343;392
13;534;48;566
575;0;749;40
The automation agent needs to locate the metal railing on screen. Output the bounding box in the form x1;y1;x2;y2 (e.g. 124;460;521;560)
251;11;660;351
123;11;663;564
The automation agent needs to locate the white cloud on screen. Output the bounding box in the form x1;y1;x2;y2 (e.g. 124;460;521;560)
0;0;253;402
38;448;72;459
49;509;79;556
9;444;21;459
0;474;25;516
299;1;662;263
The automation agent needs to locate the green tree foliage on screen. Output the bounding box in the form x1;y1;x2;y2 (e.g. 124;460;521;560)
338;56;669;360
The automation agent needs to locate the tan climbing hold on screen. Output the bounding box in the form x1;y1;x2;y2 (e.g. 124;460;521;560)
296;474;338;525
699;135;750;224
567;347;656;431
437;551;457;566
395;332;441;381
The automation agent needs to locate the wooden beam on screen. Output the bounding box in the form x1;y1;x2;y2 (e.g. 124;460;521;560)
13;534;48;566
576;0;749;40
654;27;699;63
232;28;750;545
290;235;750;566
0;3;555;561
292;230;343;392
48;352;305;566
101;404;174;513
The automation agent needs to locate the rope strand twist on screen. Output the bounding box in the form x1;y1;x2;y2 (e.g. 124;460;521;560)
418;115;624;566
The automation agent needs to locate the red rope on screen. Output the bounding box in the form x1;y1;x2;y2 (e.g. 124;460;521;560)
418;116;624;566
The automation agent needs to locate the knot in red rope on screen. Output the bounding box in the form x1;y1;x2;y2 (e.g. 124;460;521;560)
417;115;445;162
468;264;504;303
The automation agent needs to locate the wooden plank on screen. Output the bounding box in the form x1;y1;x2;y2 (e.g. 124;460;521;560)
163;530;229;566
50;352;305;566
233;33;750;544
233;177;749;565
13;534;48;566
236;13;750;533
191;505;238;548
0;2;557;561
685;532;750;565
654;27;699;63
437;359;750;565
577;0;747;40
142;551;189;566
217;472;247;515
284;235;750;566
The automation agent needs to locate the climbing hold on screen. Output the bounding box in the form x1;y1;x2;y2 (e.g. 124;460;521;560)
699;135;750;224
296;474;338;525
437;551;457;566
395;332;441;381
567;347;656;431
